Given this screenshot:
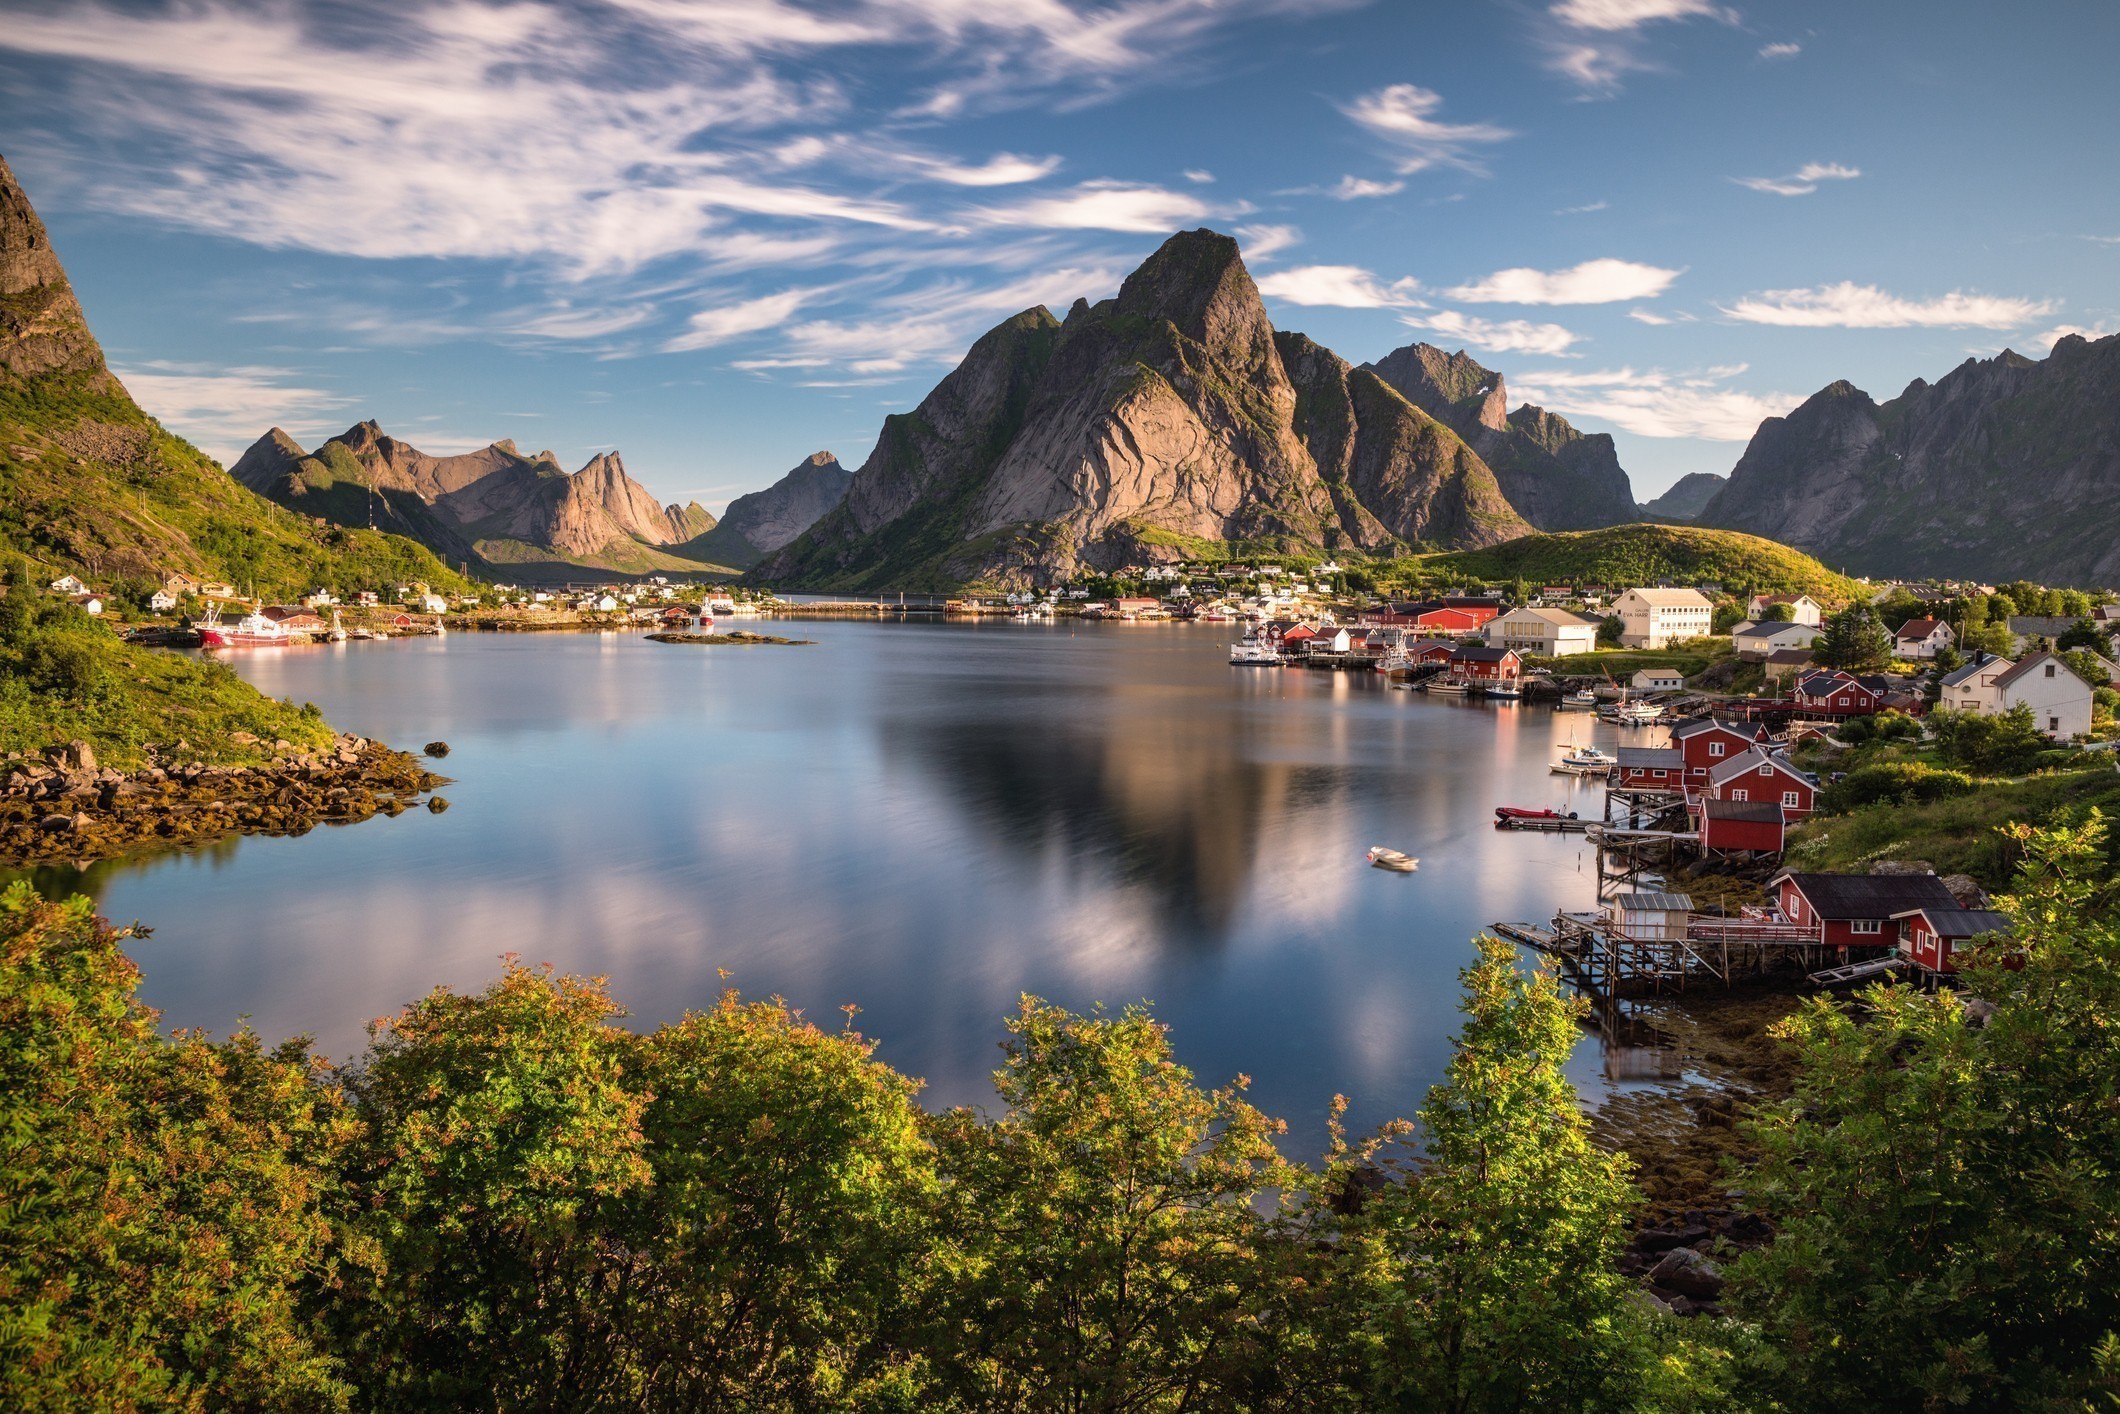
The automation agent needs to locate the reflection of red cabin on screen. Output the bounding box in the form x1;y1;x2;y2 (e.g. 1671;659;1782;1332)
1704;748;1817;818
1893;905;2013;975
1668;717;1769;786
1696;798;1784;854
1450;646;1521;682
1614;747;1684;789
1772;872;1959;950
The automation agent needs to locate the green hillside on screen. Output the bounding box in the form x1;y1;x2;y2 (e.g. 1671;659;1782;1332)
1422;524;1864;600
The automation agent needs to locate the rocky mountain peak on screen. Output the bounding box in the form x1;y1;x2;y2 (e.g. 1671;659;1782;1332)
0;153;117;388
1111;228;1279;380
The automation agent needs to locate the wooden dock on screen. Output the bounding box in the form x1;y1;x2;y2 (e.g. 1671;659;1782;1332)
1496;907;1835;1012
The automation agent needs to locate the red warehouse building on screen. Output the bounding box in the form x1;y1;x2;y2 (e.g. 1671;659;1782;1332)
1613;747;1685;790
1703;747;1818;818
1696;798;1786;854
1771;872;1960;950
1450;645;1523;682
1892;905;2013;977
1667;717;1770;788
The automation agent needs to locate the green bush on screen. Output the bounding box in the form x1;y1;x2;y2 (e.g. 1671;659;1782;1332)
1820;761;1979;813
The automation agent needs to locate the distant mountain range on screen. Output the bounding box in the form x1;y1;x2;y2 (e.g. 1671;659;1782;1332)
1695;334;2120;585
232;428;851;581
0;152;471;596
757;229;1639;589
1640;473;1728;521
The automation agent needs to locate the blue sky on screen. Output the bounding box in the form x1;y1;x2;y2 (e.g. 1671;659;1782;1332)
3;0;2115;511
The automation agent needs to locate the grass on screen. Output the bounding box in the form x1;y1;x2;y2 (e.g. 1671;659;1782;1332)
1419;524;1865;601
0;590;335;769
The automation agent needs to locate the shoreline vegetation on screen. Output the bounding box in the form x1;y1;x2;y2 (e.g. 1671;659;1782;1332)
645;630;813;646
4;818;2114;1410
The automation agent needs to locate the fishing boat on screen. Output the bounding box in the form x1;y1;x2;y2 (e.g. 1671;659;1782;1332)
1486;684;1523;701
1557;688;1598;710
1426;678;1470;695
1228;641;1282;666
1550;745;1616;776
198;601;290;648
1366;846;1419;872
1608;699;1666;725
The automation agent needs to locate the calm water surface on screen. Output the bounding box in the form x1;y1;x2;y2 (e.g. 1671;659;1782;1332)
47;621;1635;1147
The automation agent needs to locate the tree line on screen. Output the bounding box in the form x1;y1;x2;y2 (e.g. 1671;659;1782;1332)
4;818;2118;1411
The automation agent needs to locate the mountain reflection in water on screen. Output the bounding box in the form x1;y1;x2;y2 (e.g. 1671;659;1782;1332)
11;622;1632;1146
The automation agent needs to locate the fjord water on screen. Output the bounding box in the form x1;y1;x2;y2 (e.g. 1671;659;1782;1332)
53;623;1623;1143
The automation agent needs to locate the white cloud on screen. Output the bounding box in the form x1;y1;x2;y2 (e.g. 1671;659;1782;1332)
1509;364;1793;440
1555;199;1610;215
1404;311;1581;357
503;304;659;341
113;362;352;461
1256;265;1421;308
1447;257;1681;304
1731;161;1861;197
1340;84;1513;175
664;290;821;351
1539;0;1737;94
2029;323;2115;351
974;181;1217;233
1235;224;1302;261
1549;0;1732;31
1758;41;1802;59
1627;307;1696;325
1721;282;2057;328
1328;175;1406;199
903;151;1064;186
1183;169;1216;184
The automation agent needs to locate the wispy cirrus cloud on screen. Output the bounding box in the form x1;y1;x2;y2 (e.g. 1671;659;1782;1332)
1757;41;1801;59
665;290;828;352
972;181;1221;233
1447;258;1681;304
112;361;353;461
1539;0;1739;95
1340;84;1513;174
1255;265;1421;308
1509;364;1792;439
1404;311;1581;357
1235;224;1303;261
1731;161;1860;197
1721;282;2056;328
2028;323;2115;351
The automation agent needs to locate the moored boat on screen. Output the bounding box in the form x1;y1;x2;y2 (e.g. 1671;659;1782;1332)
1426;678;1470;695
1228;641;1282;666
198;601;291;648
1494;805;1578;822
1366;846;1419;872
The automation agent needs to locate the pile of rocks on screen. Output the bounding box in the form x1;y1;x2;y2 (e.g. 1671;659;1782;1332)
0;735;450;864
1618;1206;1775;1317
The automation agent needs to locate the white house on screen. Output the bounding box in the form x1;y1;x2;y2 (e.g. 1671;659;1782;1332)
1732;619;1823;659
48;574;86;595
1940;651;2094;739
1746;593;1825;627
421;592;449;613
1893;617;1955;660
1632;667;1686;693
70;594;103;616
1484;605;1601;657
1613;587;1715;649
148;588;178;612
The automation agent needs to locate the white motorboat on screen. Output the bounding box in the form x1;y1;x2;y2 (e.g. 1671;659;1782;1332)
1228;641;1282;666
1551;745;1617;776
1557;689;1598;710
1366;846;1419;872
1426;679;1470;695
1610;700;1665;724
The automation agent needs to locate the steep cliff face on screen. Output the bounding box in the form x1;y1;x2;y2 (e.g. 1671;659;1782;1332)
757;230;1532;589
1695;333;2120;584
237;424;726;578
1363;342;1638;531
0;152;468;593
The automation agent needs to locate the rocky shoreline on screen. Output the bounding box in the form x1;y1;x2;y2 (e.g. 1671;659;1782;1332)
645;631;812;646
0;736;450;866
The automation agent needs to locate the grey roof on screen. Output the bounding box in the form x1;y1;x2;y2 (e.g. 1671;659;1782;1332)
2006;615;2086;638
1670;716;1763;741
1772;872;1960;919
1766;648;1816;665
1889;906;2013;937
1452;645;1515;662
1612;892;1696;913
1617;747;1685;768
1940;652;2004;689
1708;747;1813;788
1702;798;1784;822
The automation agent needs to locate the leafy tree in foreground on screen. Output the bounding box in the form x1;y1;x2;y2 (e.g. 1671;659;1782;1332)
0;884;355;1412
1333;936;1709;1413
923;998;1307;1411
1729;816;2120;1410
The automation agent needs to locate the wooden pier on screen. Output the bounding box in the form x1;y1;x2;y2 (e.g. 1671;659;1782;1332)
1495;907;1830;1013
1495;815;1593;833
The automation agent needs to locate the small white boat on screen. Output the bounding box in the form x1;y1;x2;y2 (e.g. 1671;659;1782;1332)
1367;846;1419;872
1551;745;1617;775
328;609;348;642
1610;700;1665;724
1228;641;1282;666
1486;684;1523;701
1426;679;1469;695
1557;689;1598;710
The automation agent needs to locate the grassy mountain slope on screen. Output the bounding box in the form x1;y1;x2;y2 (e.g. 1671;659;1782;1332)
1424;524;1863;599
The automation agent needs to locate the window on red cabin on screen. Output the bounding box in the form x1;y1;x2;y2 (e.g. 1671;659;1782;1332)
1709;741;1725;757
1849;920;1882;935
1783;790;1800;806
1731;789;1748;801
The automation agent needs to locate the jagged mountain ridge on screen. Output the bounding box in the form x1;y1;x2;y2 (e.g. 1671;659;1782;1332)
671;451;851;569
756;230;1540;589
0;152;470;594
1363;343;1638;530
1695;334;2120;585
234;423;726;578
1640;472;1727;521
